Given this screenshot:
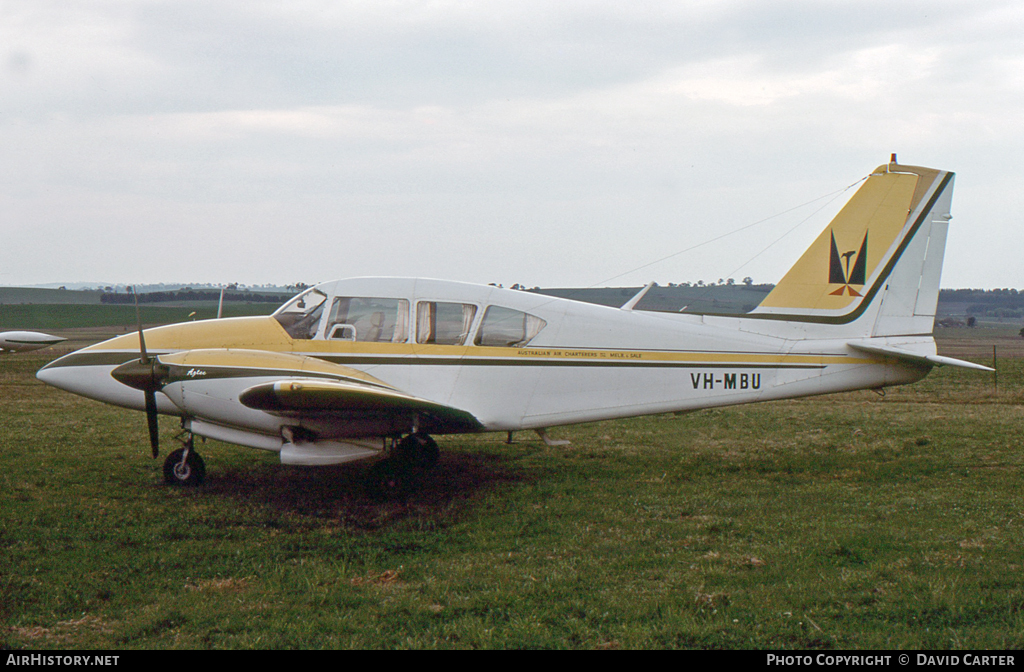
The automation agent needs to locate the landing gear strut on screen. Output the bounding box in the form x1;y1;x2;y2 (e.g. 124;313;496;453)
367;432;438;500
163;435;205;486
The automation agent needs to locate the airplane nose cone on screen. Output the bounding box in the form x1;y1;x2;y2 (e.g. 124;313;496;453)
35;360;97;395
36;361;71;391
36;356;130;404
37;355;177;414
36;359;107;397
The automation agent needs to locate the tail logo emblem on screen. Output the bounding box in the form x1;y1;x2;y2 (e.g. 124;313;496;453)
828;230;868;296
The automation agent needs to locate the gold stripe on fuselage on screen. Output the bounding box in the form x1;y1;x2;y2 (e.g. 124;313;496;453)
70;316;874;371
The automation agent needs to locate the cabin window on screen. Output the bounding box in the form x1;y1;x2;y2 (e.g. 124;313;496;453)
474;306;546;347
272;288;328;340
326;297;410;343
416;302;477;345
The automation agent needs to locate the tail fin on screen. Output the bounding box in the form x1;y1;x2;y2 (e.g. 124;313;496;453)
749;159;954;337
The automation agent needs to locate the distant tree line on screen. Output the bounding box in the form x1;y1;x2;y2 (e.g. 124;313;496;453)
94;284;1024;317
938;288;1024;319
100;290;286;305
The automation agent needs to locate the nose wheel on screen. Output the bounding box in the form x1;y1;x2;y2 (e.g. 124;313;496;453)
163;436;205;486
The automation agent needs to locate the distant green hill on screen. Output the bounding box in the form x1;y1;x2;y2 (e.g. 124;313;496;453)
0;304;281;330
0;287;287;329
0;287;106;305
532;285;1024;323
934;288;1024;321
531;284;773;314
0;286;291;306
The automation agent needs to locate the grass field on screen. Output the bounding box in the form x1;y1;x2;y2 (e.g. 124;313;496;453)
1;334;1022;649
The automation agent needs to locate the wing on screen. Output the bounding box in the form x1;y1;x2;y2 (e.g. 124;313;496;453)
238;378;483;433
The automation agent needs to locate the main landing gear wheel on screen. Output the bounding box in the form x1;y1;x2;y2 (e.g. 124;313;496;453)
367;433;439;501
163;446;206;487
395;432;439;470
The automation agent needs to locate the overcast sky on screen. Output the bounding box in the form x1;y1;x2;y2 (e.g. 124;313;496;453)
2;1;1023;290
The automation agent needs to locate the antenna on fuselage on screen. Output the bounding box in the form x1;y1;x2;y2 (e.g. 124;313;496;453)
620;282;656;311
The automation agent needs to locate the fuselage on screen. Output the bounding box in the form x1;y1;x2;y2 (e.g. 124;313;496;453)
38;277;931;440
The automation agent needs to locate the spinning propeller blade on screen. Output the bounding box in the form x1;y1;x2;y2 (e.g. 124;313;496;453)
144;390;160;458
133;287;160;458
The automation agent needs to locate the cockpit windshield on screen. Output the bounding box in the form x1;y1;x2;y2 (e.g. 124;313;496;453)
272;288;328;339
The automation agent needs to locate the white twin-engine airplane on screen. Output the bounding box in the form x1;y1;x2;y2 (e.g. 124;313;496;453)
0;331;66;354
37;159;989;495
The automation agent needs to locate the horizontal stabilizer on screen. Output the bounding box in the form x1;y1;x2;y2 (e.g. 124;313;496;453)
848;342;993;372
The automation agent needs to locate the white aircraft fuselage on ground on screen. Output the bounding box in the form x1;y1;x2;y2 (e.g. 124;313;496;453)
0;331;66;354
36;160;987;490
